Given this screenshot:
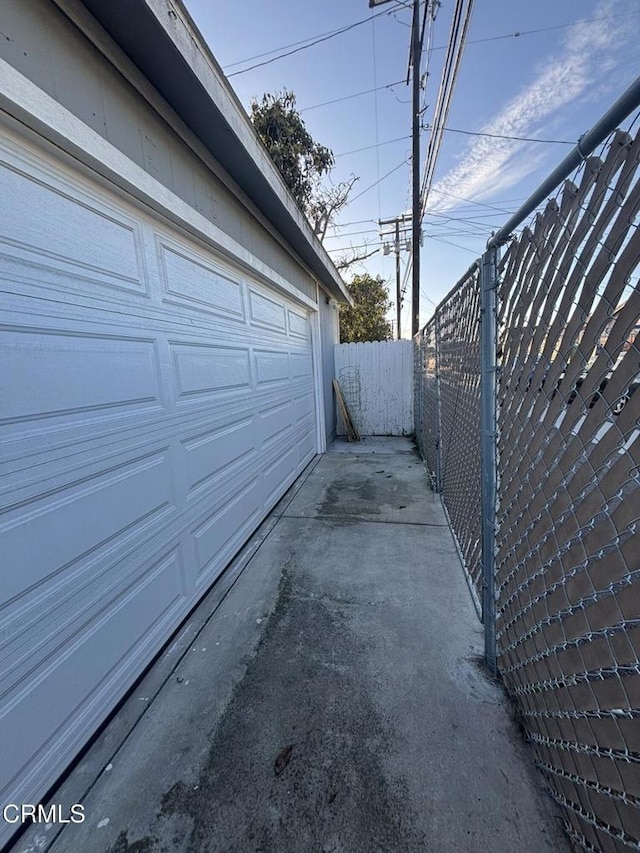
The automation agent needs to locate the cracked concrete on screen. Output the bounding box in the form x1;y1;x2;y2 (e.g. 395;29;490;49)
15;439;568;853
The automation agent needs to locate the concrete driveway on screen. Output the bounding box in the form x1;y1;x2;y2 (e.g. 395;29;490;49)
14;438;568;853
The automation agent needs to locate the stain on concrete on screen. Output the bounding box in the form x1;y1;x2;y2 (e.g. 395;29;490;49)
157;560;425;852
319;479;381;517
107;831;154;853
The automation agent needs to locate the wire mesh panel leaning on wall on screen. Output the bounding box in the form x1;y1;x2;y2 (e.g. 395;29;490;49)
495;126;640;851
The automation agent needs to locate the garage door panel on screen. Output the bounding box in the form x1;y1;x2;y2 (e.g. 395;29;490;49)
0;247;149;306
1;158;146;294
296;431;317;466
3;383;297;483
0;545;187;802
170;341;252;399
1;352;310;481
261;446;298;507
1;265;244;343
287;308;309;339
254;349;290;385
249;287;287;332
291;351;313;379
295;392;315;423
194;508;263;593
259;400;293;447
2;448;175;605
157;239;245;321
193;477;261;580
181;417;257;499
0;526;188;700
1;328;162;423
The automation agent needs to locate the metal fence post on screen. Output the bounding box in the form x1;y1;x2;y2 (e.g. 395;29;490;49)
434;315;442;494
480;247;498;676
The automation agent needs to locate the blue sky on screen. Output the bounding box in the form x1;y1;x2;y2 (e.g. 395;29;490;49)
183;0;640;335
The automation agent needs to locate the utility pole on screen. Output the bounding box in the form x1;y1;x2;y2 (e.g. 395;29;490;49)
411;0;421;338
379;213;412;339
395;218;401;339
370;0;424;337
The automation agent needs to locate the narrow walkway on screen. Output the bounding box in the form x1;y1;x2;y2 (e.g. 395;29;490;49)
26;439;567;853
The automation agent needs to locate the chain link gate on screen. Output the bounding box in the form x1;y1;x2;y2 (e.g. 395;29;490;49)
415;78;640;851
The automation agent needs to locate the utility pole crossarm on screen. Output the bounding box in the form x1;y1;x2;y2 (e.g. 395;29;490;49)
378;213;413;339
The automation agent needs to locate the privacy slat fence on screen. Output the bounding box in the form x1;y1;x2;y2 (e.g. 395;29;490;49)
415;82;640;851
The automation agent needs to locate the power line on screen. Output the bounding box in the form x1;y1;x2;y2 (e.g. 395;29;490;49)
325;241;380;253
436;125;574;145
323;226;381;239
324;209;516;239
227;3;405;77
420;0;475;216
347;159;409;204
424;194;529;214
299;80;405;113
399;204;501;300
334;120;572;158
225;9;640;78
428;11;640;53
427;228;497;237
336;121;576;157
224;28;359;69
427;187;515;213
425;208;517;223
419;285;438;308
330;217;379;227
335;135;411;158
426;234;482;252
371;8;383;223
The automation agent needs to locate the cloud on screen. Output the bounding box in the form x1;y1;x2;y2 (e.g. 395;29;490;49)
427;0;638;214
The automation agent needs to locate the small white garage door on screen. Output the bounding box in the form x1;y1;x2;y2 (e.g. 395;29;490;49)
0;128;318;830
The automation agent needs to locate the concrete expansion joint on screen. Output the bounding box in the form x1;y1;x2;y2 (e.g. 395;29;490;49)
282;513;450;528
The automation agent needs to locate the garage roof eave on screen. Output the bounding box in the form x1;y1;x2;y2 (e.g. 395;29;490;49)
78;0;352;306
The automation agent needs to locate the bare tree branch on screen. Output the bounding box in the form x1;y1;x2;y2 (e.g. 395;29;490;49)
309;175;359;242
334;246;380;271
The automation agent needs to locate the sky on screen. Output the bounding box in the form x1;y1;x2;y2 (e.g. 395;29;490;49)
182;0;640;336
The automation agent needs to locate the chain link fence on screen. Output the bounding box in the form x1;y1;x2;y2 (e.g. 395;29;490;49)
414;317;437;485
415;267;483;612
415;115;640;850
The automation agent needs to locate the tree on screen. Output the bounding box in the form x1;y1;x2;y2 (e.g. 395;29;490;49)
307;175;358;241
339;274;393;343
250;90;334;212
250;90;360;255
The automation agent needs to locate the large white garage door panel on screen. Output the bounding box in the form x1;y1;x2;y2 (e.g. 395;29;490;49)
0;131;317;833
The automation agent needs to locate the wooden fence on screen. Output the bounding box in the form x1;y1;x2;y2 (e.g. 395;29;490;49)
334;340;414;436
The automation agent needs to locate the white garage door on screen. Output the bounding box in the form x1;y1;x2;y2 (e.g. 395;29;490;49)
0;129;318;830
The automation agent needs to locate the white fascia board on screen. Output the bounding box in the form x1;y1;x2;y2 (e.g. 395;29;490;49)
138;0;352;306
0;58;317;311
